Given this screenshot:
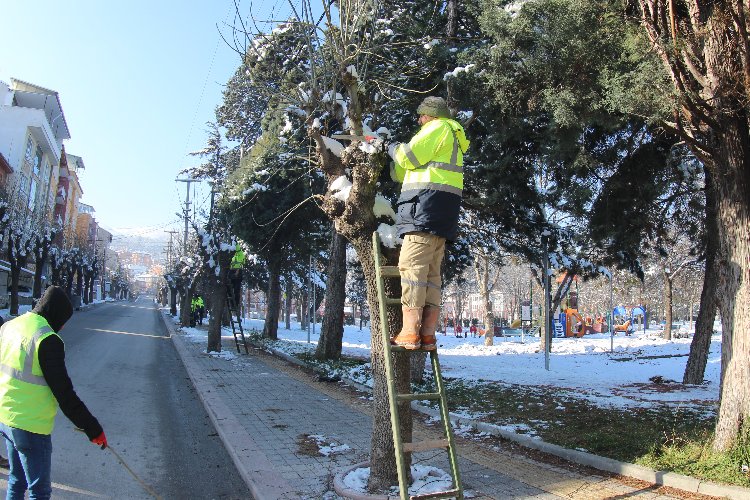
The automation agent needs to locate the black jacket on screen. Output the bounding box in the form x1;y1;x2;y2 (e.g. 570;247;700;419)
396;189;461;241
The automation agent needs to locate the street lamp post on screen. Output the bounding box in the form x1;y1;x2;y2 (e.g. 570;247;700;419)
542;234;551;371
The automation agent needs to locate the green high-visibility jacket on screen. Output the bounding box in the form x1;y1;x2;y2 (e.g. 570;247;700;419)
0;313;60;435
230;249;246;269
390;117;469;240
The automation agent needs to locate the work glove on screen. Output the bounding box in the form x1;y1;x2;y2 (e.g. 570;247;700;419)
91;431;108;450
387;142;398;160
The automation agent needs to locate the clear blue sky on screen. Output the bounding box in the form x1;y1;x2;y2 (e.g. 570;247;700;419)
1;1;289;239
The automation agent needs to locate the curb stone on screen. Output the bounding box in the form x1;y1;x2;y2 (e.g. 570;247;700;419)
255;340;750;500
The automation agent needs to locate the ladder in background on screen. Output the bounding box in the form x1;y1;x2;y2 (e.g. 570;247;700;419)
226;285;249;354
372;232;463;500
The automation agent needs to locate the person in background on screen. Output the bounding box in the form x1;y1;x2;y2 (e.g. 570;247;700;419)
196;295;206;326
229;244;246;309
0;286;106;500
469;324;477;337
388;96;470;351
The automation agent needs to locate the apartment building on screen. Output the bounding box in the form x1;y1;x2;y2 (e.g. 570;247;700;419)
0;78;67;218
0;77;112;303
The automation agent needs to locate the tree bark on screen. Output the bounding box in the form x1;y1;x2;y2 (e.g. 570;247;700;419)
284;277;292;330
169;287;178;316
683;168;719;384
316;229;348;360
663;272;673;340
32;249;48;300
263;259;282;339
76;266;84;298
9;261;20;316
410;352;427;384
711;119;750;451
637;0;750;453
83;273;91;304
207;251;232;352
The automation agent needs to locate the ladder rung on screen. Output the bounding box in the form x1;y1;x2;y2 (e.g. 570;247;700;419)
379;265;400;277
402;438;450;453
385;297;401;306
409;488;461;500
396;392;441;402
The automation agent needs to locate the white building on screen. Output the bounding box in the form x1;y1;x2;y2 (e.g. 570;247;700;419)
0;78;70;217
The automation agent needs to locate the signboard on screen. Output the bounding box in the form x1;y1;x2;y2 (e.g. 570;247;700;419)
521;305;531;321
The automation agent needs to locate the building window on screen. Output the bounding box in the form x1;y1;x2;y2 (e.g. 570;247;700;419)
28;178;37;211
24;137;34;166
33;147;42;176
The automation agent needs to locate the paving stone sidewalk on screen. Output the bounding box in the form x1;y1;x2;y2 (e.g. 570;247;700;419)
162;314;713;500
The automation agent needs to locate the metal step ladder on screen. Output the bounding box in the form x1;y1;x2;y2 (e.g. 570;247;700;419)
225;285;249;354
372;232;463;500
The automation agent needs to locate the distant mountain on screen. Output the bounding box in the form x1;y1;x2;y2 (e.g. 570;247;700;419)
106;227;172;262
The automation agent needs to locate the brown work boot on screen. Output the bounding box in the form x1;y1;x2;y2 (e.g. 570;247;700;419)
391;307;422;349
420;306;440;351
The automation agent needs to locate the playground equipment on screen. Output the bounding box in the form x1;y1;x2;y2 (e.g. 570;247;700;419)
555;290;610;338
612;305;646;335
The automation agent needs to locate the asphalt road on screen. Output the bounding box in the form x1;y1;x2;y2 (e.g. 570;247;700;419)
0;297;252;499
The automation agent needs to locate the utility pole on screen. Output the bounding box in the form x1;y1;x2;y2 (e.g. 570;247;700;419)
164;230;178;268
175;178;199;253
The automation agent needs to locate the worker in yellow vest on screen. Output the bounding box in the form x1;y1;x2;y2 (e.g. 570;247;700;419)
0;286;106;500
388;96;469;351
229;245;246;308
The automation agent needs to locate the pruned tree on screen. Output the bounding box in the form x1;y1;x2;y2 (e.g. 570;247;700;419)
633;0;750;451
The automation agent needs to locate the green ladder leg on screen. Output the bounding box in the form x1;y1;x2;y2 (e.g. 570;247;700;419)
226;286;249;354
372;232;463;500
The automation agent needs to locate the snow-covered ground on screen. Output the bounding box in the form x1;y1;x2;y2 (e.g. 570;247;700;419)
173;311;723;496
180;314;721;412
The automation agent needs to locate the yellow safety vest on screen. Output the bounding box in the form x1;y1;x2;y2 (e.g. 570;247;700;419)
391;118;469;196
390;118;470;240
230;249;246;269
0;312;60;435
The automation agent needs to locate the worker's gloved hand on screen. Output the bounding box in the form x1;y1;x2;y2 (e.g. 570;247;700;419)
387;142;398;160
91;431;108;450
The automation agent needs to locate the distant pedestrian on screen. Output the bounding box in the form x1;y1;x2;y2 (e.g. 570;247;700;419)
0;286;106;500
470;324;477;337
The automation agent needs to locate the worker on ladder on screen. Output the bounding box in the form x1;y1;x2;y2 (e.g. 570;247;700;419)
387;96;470;350
229;243;246;310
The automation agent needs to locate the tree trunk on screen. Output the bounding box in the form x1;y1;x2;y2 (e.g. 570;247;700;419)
83;274;91;304
9;262;20;317
207;251;232;352
663;273;673;340
263;259;282;339
684;169;719;384
180;290;192;327
410;352;427;384
316;229;347;360
284;277;292;329
710;120;750;451
33;251;47;299
170;287;178;316
76;267;84;298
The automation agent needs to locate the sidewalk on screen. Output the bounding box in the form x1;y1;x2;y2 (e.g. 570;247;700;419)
160;313;729;500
